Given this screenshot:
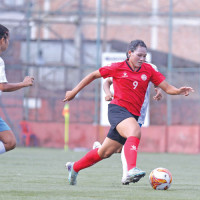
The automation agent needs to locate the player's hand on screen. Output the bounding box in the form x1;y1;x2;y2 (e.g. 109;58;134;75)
153;87;162;101
105;94;113;101
23;76;34;86
63;91;76;102
178;87;194;96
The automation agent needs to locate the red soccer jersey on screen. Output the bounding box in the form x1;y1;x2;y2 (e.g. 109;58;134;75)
99;60;165;116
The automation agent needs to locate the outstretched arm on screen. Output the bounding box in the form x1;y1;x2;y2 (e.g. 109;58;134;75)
158;80;194;96
0;76;34;92
63;70;101;102
103;78;113;101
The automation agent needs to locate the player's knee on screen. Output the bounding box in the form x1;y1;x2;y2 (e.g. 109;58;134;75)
6;138;16;151
135;131;141;139
10;140;16;150
114;146;122;153
131;127;141;139
100;151;113;159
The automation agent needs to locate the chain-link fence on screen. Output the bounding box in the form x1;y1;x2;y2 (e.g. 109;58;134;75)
150;68;200;125
1;64;199;128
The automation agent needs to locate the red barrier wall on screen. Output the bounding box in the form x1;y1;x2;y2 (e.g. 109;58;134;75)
167;126;200;154
139;126;167;153
24;122;200;154
27;122;64;148
68;124;98;149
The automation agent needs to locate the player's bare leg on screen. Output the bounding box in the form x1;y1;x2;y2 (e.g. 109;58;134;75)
97;137;122;158
0;130;16;154
66;137;122;185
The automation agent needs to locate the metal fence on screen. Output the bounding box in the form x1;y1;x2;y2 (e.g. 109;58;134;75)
1;65;199;129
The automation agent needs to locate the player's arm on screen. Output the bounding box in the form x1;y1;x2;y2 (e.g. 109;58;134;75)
103;78;113;101
63;70;101;102
153;86;162;101
158;80;194;96
0;76;34;92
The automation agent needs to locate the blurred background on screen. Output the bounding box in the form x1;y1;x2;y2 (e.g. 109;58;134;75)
0;0;199;152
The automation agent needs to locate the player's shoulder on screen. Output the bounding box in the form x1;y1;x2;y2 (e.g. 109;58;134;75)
143;62;158;72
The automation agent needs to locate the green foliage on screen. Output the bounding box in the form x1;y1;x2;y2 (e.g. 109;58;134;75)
0;148;200;200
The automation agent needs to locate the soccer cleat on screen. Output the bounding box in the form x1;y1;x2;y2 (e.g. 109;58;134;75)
124;167;146;184
92;141;102;149
121;177;130;185
65;162;78;185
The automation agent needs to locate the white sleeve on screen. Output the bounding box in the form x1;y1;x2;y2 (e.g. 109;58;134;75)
0;58;8;83
138;83;151;124
149;63;159;72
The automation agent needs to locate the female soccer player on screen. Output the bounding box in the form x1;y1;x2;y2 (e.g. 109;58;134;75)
63;39;194;185
101;76;162;185
0;24;34;154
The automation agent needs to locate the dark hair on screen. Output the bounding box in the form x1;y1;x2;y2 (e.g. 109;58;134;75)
126;40;147;58
0;24;9;40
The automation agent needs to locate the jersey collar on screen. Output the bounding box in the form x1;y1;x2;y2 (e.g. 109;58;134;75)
125;59;141;72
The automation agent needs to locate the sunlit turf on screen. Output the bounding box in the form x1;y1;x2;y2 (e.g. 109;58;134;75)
0;147;200;200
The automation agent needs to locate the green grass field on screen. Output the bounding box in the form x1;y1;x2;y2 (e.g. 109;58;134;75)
0;147;200;200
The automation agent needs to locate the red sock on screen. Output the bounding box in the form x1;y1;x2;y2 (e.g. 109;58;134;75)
73;148;102;172
124;136;140;171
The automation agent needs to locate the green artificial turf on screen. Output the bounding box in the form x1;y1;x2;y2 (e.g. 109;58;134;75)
0;147;200;200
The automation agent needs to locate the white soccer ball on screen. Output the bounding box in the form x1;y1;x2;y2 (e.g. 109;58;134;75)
149;167;172;190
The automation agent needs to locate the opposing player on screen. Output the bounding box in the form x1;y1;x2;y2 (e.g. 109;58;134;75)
0;24;34;154
64;39;194;185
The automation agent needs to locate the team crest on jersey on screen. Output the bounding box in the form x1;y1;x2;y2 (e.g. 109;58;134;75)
122;72;128;77
141;74;147;81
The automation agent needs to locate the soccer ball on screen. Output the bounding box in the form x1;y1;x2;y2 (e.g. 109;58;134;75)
149;167;172;190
